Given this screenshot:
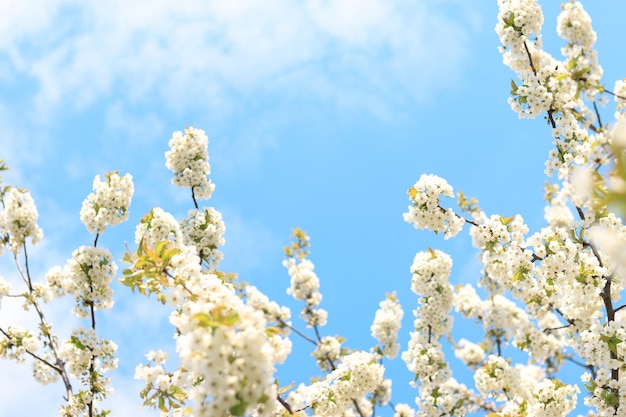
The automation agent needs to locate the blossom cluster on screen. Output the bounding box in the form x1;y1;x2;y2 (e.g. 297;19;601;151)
0;187;43;253
286;351;385;417
45;246;117;317
0;325;40;363
61;326;118;390
180;207;225;269
403;174;464;239
165;127;215;199
370;292;403;359
400;249;473;416
133;248;283;417
80;171;134;234
283;256;328;328
134;207;184;249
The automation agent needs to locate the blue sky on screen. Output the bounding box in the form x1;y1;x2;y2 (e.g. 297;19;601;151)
1;1;626;415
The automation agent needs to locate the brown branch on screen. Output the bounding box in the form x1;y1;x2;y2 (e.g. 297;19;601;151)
191;186;199;210
576;205;620;408
277;394;294;415
523;42;537;76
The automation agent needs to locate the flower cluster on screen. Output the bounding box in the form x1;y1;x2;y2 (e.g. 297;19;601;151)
454;339;485;370
0;325;40;363
474;355;578;416
167;271;279;417
311;335;343;372
403;250;454;376
588;213;626;287
46;246;117;317
469;214;536;300
401;249;472;416
370;292;403;359
165;127;215;199
283;256;328;328
287;351;385;417
180;207;225;269
128;221;285;417
557;1;602;100
244;285;292;364
615;79;626;109
133;350;188;413
80;171;134;234
62;326;118;380
0;187;43;253
403;174;464;239
134;207;184;249
0;277;11;306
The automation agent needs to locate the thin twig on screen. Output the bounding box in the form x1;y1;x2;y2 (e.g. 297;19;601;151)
523;42;537;76
191;186;199;210
277;318;318;346
13;243;74;400
593;101;603;130
564;354;597;380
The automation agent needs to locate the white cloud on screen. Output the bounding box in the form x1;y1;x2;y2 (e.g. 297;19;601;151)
2;0;472;117
104;102;165;147
0;104;57;185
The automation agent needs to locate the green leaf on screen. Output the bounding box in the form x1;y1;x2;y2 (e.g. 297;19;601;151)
193;313;217;329
278;381;295;395
229;400;246;416
499;216;514;226
70;335;87;351
158;395;166;412
600;334;622;355
584;380;597;393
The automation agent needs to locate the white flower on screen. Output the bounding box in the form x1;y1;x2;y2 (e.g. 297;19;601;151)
312;336;342;371
611;116;626;148
0;187;43;253
135;207;183;248
293;351;384;416
80;171;134;234
32;351;60;385
0;326;40;363
615;79;626;109
403;174;464;239
454;339;485;368
181;207;225;269
557;1;596;50
59;246;118;317
165;127;215;199
146;350;168;366
393;403;416;417
0;277;11;306
371;293;403;359
62;326;118;387
531;378;579;417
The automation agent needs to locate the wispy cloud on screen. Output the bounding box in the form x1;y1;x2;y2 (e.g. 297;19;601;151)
3;0;472;117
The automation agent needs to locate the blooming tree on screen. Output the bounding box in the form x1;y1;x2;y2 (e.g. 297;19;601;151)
1;1;626;416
